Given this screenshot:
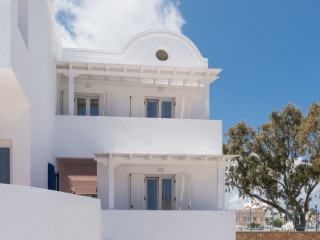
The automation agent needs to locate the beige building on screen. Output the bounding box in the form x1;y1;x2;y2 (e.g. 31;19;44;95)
236;199;268;227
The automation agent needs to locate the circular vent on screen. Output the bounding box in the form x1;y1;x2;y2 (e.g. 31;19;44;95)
156;49;169;61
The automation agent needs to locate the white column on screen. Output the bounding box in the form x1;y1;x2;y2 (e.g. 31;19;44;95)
217;162;226;210
68;71;75;115
204;80;210;119
108;160;115;210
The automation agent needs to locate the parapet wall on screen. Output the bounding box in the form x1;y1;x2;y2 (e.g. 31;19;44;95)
237;232;320;240
0;184;101;240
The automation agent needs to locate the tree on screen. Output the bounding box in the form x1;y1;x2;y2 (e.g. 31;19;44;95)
249;222;261;228
224;103;320;231
272;219;283;228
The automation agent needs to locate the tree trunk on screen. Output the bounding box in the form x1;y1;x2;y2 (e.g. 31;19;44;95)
294;212;306;231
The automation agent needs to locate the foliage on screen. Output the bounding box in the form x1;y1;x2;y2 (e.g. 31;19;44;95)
249;222;261;228
224;103;320;231
272;219;283;228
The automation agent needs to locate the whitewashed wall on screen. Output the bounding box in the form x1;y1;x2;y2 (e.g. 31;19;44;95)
0;0;11;67
0;184;101;240
59;81;206;119
0;0;61;187
0;69;31;185
55;116;222;158
60;30;208;68
101;210;236;240
98;164;220;210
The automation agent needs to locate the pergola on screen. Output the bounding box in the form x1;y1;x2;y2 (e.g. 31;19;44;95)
56;61;222;117
94;152;238;210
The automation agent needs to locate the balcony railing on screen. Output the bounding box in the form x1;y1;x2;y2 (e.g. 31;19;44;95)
101;210;235;240
55;115;222;158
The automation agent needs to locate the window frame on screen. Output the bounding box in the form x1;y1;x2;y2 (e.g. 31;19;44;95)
0;140;12;184
74;93;100;116
144;174;175;210
145;97;175;118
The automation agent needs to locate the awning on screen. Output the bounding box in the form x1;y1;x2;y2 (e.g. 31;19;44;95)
94;152;239;167
56;61;222;88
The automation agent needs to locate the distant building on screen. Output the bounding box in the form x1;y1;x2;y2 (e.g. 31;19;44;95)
236;199;267;227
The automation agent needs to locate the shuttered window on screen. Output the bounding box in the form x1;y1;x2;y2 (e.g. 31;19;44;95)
0;147;10;184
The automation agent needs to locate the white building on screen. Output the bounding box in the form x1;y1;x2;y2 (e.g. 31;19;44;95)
0;1;235;239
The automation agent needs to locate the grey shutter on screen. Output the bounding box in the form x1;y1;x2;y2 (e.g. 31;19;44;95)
174;97;189;119
175;174;191;210
130;173;145;210
62;91;69;115
130;96;145;117
99;92;110;116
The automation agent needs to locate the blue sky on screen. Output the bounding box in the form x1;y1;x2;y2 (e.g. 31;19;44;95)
179;0;320;135
179;0;320;208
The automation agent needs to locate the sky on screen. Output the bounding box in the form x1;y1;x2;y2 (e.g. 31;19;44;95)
52;0;320;209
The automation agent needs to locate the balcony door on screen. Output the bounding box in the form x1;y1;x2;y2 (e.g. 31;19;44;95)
146;177;173;210
75;94;99;116
145;98;174;118
0;147;10;184
130;174;190;210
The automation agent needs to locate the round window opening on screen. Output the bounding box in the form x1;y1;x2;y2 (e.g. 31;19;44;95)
156;50;169;61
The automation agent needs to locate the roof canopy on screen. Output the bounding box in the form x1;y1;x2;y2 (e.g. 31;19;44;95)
57;61;221;88
94;152;238;167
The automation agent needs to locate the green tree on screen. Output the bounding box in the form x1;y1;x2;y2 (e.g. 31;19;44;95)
224;103;320;231
249;222;261;228
272;219;283;228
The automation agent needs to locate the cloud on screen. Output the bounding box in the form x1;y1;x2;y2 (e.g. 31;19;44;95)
226;190;249;210
51;0;185;50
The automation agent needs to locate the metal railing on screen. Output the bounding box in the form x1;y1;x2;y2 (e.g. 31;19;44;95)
235;209;319;232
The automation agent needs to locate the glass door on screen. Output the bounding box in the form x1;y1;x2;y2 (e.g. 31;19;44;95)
161;178;173;210
145;98;174;118
146;178;158;210
146;177;173;210
146;100;159;118
0;147;10;184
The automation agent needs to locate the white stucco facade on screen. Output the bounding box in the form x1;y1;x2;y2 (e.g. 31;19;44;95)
0;1;236;239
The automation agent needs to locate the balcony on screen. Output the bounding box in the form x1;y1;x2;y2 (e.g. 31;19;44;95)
101;210;235;240
55;116;222;158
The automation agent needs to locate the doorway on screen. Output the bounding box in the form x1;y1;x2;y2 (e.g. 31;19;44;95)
56;158;97;196
146;177;173;210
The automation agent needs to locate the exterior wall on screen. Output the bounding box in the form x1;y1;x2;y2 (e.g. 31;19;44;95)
5;0;61;188
101;210;236;240
237;209;266;227
60;30;208;68
236;232;320;240
0;68;31;185
0;184;101;240
59;81;206;119
55;116;222;158
0;0;11;67
98;164;220;210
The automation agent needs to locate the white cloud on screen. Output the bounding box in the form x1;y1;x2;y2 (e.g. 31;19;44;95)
51;0;185;50
226;190;249;210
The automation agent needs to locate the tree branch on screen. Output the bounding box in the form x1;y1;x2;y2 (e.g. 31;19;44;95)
248;193;291;218
304;181;319;212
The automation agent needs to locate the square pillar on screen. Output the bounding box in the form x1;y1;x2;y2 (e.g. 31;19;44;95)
68;71;75;115
204;80;210;119
217;162;226;210
108;161;115;210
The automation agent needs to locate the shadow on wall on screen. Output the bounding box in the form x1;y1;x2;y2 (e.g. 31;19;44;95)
0;184;101;240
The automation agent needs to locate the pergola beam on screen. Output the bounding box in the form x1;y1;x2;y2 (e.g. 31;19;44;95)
56;62;221;88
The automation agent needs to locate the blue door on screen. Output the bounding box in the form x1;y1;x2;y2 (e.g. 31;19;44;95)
0;148;10;184
147;178;158;210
